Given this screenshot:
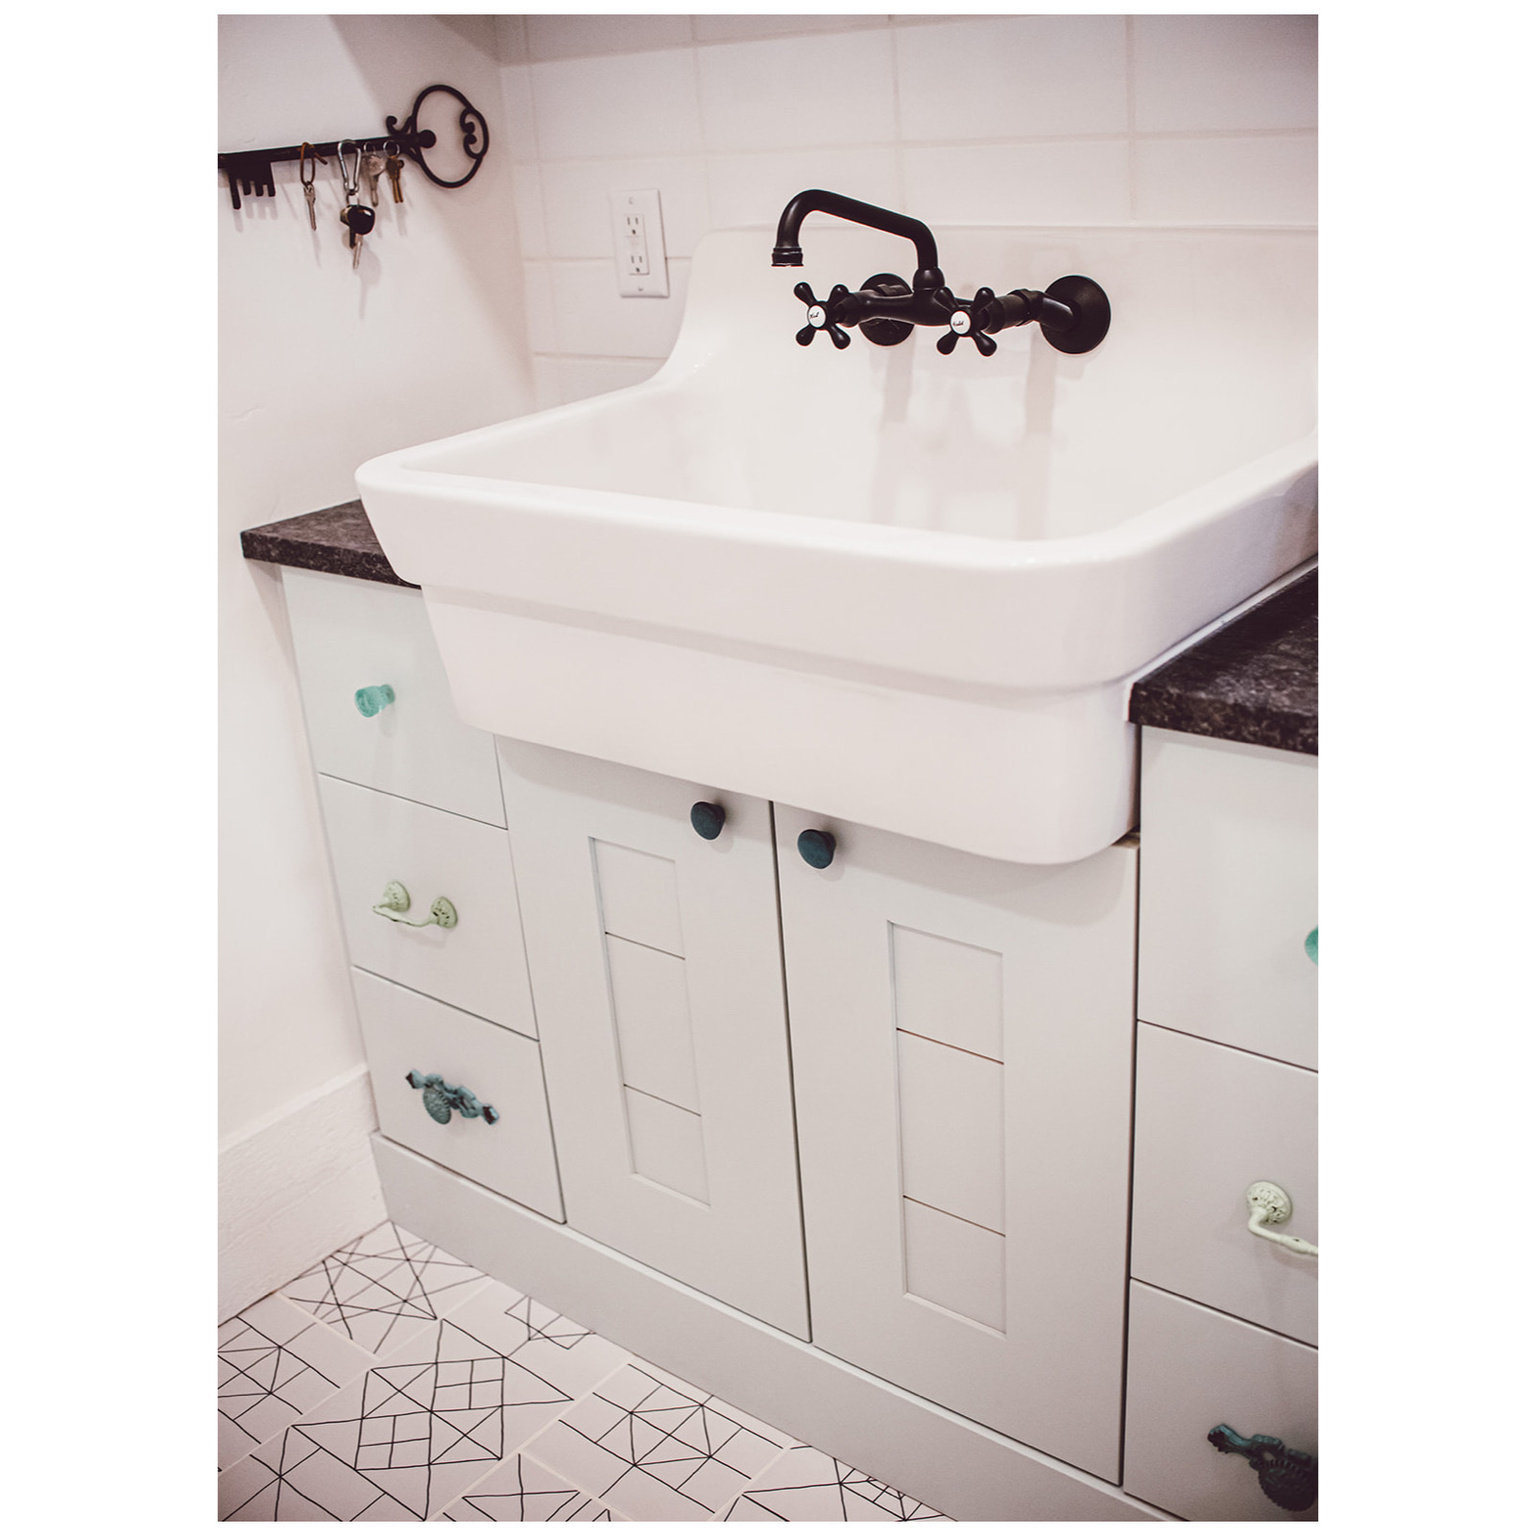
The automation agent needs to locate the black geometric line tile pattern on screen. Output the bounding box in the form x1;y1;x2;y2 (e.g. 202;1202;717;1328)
525;1363;784;1521
218;1315;345;1462
217;1294;376;1470
436;1454;621;1521
220;1226;953;1521
723;1444;955;1522
220;1319;571;1521
281;1220;487;1355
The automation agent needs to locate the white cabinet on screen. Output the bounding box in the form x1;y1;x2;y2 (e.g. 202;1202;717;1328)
1128;728;1319;1519
496;739;809;1339
1132;1023;1317;1345
317;774;538;1035
276;561;1319;1519
354;970;563;1221
777;808;1138;1481
1138;729;1317;1069
1123;1282;1317;1521
285;567;505;826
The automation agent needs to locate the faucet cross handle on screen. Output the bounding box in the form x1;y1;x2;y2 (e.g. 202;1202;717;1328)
794;282;852;349
935;287;999;357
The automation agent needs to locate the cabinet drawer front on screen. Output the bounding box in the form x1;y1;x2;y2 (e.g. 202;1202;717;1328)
1124;1282;1317;1521
285;568;504;826
1138;730;1317;1069
1133;1024;1317;1344
318;776;536;1034
497;740;808;1340
354;970;562;1221
778;811;1137;1483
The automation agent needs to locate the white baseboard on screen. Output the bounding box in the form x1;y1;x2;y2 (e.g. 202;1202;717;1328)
219;1065;386;1321
373;1135;1171;1524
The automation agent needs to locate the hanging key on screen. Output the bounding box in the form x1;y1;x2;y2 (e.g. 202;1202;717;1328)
341;202;376;268
298;143;326;230
362;150;386;208
384;148;406;204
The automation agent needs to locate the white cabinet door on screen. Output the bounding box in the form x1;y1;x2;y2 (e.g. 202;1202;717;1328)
1138;730;1317;1069
354;970;563;1221
497;740;808;1339
318;775;537;1035
1132;1023;1318;1345
777;810;1137;1482
285;567;505;826
1123;1282;1317;1521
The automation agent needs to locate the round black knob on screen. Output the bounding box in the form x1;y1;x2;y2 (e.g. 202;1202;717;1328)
797;828;837;869
690;801;726;840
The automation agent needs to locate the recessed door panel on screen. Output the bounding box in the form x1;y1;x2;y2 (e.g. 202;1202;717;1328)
778;810;1137;1480
498;740;808;1339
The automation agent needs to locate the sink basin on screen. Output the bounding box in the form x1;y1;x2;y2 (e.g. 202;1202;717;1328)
357;224;1316;863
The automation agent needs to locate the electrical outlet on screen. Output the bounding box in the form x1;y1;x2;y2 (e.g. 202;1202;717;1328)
610;189;668;297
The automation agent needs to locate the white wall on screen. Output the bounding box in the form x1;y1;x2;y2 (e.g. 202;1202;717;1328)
497;13;1317;408
218;13;533;1311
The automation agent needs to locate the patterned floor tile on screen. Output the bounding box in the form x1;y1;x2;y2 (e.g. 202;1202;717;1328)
281;1221;489;1355
219;1315;576;1521
444;1284;632;1401
721;1445;953;1522
525;1362;786;1522
433;1454;625;1521
219;1293;379;1470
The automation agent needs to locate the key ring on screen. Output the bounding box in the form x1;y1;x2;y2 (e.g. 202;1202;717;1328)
298;141;325;187
337;140;362;199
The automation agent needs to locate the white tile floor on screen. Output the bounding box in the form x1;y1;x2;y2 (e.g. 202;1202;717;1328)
219;1220;954;1522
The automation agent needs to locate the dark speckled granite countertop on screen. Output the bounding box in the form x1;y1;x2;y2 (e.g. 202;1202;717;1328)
241;500;416;588
1129;568;1316;755
242;504;1317;755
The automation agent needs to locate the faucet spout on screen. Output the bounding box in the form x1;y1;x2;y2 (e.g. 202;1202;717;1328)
771;189;942;288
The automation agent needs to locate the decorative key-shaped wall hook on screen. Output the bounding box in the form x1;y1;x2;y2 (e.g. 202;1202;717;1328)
405;1070;500;1126
216;83;489;211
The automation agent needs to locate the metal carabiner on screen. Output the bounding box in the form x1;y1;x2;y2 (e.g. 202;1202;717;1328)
336;139;363;200
298;141;326;188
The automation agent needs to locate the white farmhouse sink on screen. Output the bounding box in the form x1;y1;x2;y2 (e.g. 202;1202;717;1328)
357;224;1315;863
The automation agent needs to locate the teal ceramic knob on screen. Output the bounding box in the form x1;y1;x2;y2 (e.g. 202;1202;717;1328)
355;683;396;717
798;828;837;869
1304;927;1318;965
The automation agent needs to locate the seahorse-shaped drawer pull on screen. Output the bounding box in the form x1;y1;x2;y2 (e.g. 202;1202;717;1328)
405;1070;499;1126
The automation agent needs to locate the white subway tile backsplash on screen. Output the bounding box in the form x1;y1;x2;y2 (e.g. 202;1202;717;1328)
540;157;710;261
550;259;692;358
500;63;538;160
554;356;663;405
499;12;1319;381
1134;135;1318;226
526;14;694;63
511;162;546;260
693;16;890;46
705;146;902;232
698;30;897;152
895;16;1129;142
522;261;557;354
531;49;703;161
1132;15;1318;134
530;355;561;411
904;139;1133;227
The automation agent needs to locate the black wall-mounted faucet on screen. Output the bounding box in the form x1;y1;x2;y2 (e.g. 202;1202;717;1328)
770;188;1111;357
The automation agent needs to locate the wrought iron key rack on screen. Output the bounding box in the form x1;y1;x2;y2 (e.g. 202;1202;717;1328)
216;83;489;211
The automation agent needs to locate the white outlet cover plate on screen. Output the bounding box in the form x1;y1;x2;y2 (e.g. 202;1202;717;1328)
610;188;668;297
